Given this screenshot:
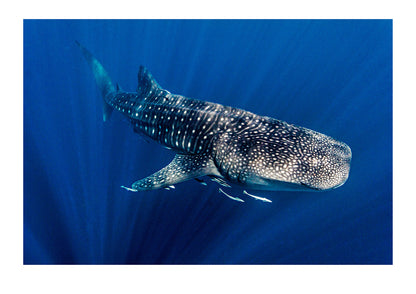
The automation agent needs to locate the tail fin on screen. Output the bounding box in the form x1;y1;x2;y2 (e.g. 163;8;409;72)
76;41;115;121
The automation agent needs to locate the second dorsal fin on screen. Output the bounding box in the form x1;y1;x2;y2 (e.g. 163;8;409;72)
137;66;161;97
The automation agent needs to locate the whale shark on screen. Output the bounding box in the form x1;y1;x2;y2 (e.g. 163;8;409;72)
77;42;351;200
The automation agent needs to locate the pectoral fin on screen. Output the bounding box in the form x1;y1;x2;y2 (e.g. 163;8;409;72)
125;154;220;191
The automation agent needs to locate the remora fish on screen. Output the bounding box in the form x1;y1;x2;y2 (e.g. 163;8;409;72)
77;42;351;193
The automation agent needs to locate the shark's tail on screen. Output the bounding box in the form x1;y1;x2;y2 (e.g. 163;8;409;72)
76;41;115;121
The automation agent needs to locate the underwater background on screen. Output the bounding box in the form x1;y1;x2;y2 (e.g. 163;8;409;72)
24;19;392;264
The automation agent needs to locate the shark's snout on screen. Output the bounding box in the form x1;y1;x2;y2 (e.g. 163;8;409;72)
305;140;352;191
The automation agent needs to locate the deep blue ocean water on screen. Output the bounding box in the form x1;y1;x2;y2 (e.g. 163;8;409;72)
24;19;392;264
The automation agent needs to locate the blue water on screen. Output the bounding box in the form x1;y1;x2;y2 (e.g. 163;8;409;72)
24;20;392;264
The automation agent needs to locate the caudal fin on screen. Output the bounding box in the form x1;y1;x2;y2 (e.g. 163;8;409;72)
76;41;115;121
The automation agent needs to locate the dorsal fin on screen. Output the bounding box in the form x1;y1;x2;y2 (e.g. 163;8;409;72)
116;83;123;92
137;66;161;97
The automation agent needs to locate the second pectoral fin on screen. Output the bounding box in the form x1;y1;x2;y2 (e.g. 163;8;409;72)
127;154;220;191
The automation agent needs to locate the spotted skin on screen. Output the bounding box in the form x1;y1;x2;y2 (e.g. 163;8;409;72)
78;43;351;192
108;68;226;156
132;154;218;190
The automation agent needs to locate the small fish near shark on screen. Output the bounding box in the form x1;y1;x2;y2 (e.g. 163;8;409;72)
77;42;351;203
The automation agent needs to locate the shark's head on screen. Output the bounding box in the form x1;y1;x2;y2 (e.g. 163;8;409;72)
252;127;351;191
292;134;352;191
214;121;352;192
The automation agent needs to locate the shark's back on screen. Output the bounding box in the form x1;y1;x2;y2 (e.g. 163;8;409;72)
107;66;234;155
